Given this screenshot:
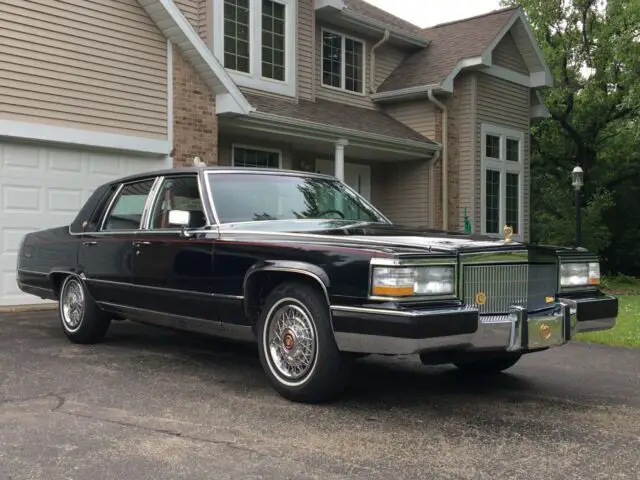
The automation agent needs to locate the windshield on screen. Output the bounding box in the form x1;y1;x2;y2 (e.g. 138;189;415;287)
207;172;388;224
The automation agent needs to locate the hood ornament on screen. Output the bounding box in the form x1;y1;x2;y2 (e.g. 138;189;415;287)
503;225;513;243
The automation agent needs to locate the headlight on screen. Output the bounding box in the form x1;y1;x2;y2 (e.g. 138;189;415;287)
372;266;455;297
560;262;600;288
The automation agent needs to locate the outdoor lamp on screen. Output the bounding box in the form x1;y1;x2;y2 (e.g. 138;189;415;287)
571;165;584;247
571;165;584;190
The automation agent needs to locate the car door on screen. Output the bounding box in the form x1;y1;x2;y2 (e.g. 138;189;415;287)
79;178;156;308
130;174;219;321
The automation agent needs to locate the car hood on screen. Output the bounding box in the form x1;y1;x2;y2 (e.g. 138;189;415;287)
217;220;566;255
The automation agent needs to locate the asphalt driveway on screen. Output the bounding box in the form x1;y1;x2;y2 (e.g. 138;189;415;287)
1;310;638;480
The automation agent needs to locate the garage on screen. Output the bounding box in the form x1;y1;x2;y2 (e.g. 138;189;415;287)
0;141;168;307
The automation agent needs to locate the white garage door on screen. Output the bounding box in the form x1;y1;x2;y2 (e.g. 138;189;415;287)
0;141;168;307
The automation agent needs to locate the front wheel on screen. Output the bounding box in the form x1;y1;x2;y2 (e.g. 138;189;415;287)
256;281;353;403
453;354;522;374
58;275;111;344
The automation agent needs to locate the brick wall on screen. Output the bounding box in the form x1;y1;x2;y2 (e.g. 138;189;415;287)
171;45;218;167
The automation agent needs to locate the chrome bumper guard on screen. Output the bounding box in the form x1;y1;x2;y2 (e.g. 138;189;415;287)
332;297;616;356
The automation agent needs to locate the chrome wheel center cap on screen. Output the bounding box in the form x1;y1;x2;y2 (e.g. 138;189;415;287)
282;329;296;351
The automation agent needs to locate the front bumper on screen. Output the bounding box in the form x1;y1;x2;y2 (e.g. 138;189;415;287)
331;295;618;355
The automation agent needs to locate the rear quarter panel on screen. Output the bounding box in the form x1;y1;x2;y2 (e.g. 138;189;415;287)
17;226;79;298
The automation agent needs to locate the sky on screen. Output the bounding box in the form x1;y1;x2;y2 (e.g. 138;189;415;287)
364;0;504;28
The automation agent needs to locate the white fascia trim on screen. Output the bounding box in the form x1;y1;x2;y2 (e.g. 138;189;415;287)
315;0;344;9
441;56;488;92
340;10;430;47
314;0;429;47
212;0;297;98
482;65;552;89
370;83;443;102
243;112;440;155
140;0;252;114
0;119;171;156
482;8;553;87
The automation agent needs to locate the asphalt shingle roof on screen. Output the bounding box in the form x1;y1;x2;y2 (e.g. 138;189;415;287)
342;0;426;36
377;6;519;92
243;92;437;145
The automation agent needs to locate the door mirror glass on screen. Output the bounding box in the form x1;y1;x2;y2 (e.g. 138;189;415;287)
168;209;190;227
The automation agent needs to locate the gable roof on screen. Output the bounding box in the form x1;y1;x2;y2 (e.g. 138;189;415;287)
242;92;437;150
376;6;519;94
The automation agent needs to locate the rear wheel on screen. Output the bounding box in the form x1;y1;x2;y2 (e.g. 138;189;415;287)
256;281;353;403
453;354;522;374
58;275;111;344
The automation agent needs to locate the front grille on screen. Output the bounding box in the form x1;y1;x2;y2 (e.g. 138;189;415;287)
462;264;557;314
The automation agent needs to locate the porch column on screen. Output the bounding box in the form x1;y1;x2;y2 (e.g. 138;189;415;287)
334;139;348;181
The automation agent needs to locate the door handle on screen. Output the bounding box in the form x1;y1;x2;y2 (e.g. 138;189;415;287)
133;241;151;247
83;241;98;246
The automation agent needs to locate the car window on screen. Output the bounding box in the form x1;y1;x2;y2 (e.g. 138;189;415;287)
148;175;207;230
101;180;155;231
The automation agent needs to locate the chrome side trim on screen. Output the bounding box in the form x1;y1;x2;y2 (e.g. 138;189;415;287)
140;176;165;230
330;305;471;318
17;268;48;277
203;170;221;225
98;183;125;232
370;257;457;266
85;278;243;300
98;302;255;342
243;267;330;306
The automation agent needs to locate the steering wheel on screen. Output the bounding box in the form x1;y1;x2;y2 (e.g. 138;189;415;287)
317;209;345;219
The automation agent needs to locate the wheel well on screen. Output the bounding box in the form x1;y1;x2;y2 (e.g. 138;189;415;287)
49;272;69;299
244;271;329;325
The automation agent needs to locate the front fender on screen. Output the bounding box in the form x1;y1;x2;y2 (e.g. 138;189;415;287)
242;260;331;318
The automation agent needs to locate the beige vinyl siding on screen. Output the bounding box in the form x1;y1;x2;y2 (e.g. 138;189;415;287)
383;100;438;140
475;73;531;240
198;0;211;43
446;74;475;232
315;23;373;109
297;0;315;100
174;0;199;28
0;0;167;139
493;32;528;75
371;160;431;227
374;44;407;90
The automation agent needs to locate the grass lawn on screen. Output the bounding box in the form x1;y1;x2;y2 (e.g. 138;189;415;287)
574;276;640;348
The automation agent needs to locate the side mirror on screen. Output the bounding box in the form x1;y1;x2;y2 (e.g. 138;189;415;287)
168;209;190;227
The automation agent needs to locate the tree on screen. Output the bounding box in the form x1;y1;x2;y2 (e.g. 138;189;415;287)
500;0;640;274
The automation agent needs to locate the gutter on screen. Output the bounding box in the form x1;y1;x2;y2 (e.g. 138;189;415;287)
370;29;390;93
427;89;449;231
339;10;430;48
428;148;441;228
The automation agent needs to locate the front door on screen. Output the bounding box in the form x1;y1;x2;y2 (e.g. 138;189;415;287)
315;159;371;200
130;174;218;321
79;178;156;307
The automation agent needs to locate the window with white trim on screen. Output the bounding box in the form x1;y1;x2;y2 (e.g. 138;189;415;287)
232;145;281;168
321;29;365;94
480;124;525;238
214;0;296;96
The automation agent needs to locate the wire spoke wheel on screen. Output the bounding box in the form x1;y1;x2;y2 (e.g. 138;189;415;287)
61;279;85;332
266;300;318;385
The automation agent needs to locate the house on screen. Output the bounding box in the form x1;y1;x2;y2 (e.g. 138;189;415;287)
0;0;552;306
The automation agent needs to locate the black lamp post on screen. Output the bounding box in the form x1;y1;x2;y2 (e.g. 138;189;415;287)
571;165;584;247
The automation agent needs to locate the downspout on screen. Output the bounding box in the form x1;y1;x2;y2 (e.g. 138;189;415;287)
370;29;390;93
427;89;448;231
428;148;441;229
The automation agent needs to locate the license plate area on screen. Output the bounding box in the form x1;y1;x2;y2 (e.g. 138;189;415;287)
526;313;566;349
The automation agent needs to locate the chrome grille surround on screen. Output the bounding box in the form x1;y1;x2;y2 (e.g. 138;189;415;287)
461;257;558;315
